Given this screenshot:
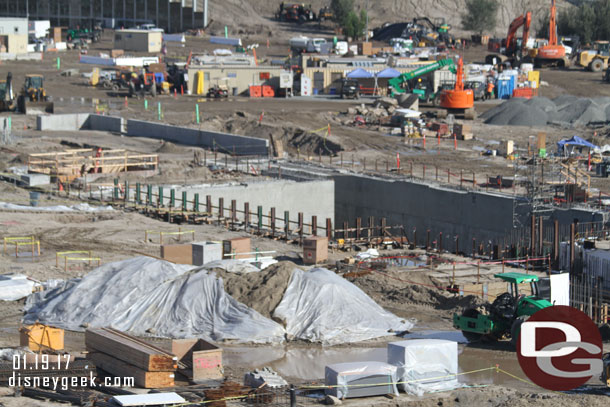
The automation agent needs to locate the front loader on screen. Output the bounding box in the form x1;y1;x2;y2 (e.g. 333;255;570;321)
453;272;552;346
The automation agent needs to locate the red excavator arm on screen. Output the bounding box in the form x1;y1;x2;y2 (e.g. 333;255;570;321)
505;11;531;56
549;0;557;46
455;57;464;92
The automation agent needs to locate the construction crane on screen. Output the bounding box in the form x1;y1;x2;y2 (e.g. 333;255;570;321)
438;57;475;120
388;59;455;103
536;0;570;67
486;12;531;66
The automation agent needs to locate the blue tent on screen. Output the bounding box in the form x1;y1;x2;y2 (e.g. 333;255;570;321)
376;68;401;78
346;68;373;79
557;136;598;152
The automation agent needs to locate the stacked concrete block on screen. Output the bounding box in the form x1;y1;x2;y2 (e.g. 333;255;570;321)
191;241;222;266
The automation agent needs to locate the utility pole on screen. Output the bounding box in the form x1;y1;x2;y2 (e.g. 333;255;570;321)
365;0;369;42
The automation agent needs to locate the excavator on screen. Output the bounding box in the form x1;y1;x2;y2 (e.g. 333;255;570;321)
388;58;455;104
438;57;475;120
536;0;570;67
485;11;531;66
17;74;54;114
0;72;17;112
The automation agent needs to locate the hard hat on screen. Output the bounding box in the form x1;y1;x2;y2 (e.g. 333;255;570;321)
418;78;422;82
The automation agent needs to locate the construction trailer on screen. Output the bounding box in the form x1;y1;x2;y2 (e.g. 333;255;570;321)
114;29;162;53
0;33;28;53
0;17;28;35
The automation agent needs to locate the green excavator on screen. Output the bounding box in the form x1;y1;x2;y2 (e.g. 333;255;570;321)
388;58;455;105
453;272;553;345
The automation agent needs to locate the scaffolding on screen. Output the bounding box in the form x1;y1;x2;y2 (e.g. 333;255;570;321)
28;148;158;183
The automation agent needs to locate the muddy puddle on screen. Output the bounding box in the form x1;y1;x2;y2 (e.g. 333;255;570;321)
224;330;531;388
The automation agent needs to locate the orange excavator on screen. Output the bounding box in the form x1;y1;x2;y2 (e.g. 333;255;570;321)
536;0;570;67
486;11;531;66
438;57;475;120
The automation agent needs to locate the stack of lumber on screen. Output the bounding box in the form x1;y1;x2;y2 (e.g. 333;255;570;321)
85;328;177;388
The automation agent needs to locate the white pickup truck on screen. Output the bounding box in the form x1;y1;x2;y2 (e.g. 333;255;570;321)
289;36;327;53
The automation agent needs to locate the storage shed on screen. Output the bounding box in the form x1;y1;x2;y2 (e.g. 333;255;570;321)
114;29;162;53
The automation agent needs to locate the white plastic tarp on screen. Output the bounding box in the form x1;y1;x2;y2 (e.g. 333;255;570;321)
387;339;459;396
24;257;285;343
273;268;414;344
0;274;37;301
325;361;399;399
0;202;114;212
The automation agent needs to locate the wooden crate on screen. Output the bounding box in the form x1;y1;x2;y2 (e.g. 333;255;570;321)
20;323;64;351
222;237;251;260
160;244;193;264
303;236;328;265
172;339;223;383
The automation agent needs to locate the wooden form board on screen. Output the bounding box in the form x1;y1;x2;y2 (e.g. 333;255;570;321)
88;350;175;389
85;328;177;371
160;244;193;264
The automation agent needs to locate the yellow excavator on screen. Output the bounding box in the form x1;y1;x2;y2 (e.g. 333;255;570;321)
0;72;17;112
17;74;54;114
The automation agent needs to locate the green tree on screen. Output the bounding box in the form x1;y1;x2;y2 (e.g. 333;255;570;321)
331;0;353;26
331;0;367;40
461;0;499;35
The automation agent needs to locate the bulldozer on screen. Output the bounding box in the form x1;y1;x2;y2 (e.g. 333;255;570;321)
578;40;610;72
0;72;17;112
18;74;54;114
453;272;552;345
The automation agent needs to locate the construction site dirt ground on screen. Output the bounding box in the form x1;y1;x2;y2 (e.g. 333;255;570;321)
1;31;610;194
1;29;610;405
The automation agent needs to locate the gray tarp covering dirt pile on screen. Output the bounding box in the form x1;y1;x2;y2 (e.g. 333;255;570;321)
481;96;610;127
24;258;413;344
24;257;285;343
274;268;413;345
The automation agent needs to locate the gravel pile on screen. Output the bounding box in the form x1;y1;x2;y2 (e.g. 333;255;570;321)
482;96;610;127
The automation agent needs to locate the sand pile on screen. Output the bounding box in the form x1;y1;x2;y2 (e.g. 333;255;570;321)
215;261;296;318
155;141;185;153
482;96;610;127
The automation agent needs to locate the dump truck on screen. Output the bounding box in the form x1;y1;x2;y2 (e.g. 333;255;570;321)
578;40;610;72
453;272;553;345
18;74;54;114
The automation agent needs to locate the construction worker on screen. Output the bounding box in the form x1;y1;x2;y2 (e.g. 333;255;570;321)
485;79;495;100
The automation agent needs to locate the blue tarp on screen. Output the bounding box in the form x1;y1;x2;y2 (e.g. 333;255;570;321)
376;68;401;78
346;68;373;79
557;136;598;151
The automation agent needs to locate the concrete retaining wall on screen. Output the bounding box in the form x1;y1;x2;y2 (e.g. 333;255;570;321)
334;175;604;255
36;113;90;131
169;180;335;226
87;114;123;133
126;119;268;156
36;113;123;133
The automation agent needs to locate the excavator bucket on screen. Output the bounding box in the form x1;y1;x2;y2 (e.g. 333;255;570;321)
18;96;54;115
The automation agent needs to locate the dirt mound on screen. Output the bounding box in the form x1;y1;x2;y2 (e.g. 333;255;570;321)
219;117;344;156
214;261;297;319
155;141;184;153
206;0;573;37
347;271;485;312
483;96;610;127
